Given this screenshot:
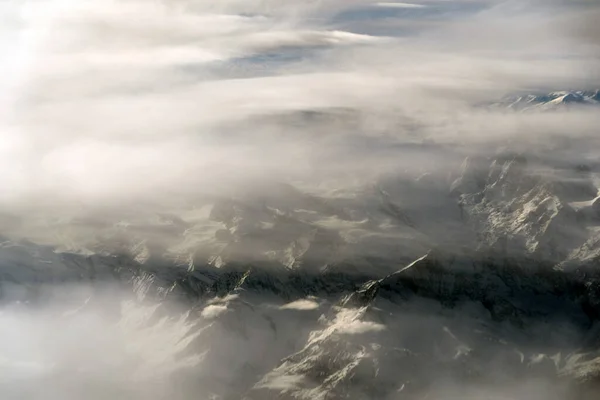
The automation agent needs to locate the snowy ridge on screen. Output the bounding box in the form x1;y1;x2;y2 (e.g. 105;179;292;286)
494;90;600;112
3;91;600;398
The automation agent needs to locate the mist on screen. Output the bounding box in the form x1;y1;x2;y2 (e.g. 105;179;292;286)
0;282;589;400
0;0;598;210
1;1;600;399
0;286;203;400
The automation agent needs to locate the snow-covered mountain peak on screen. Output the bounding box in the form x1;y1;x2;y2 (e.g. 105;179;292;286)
497;89;600;112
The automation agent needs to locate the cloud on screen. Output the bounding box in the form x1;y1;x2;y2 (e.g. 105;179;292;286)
0;0;598;228
0;290;204;399
279;299;320;310
329;308;387;335
201;304;229;319
336;319;387;335
375;2;428;8
2;3;599;399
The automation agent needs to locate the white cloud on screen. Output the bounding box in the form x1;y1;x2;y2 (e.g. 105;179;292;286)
201;304;229;319
329;308;386;335
0;0;598;219
280;299;320;311
336;319;387;335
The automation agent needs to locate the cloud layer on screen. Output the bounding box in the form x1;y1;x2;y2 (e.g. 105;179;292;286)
0;0;598;214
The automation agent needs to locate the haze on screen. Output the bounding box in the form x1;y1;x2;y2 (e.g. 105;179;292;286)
0;0;598;210
1;1;600;399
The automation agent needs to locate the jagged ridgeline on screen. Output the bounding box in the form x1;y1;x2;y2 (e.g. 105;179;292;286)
3;107;600;398
1;0;599;393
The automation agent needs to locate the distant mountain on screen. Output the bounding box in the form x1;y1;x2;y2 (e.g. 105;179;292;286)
493;90;600;111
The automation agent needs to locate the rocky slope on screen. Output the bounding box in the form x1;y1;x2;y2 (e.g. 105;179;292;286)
3;92;600;399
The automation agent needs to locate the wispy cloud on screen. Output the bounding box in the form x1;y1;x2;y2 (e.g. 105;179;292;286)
375;2;428;8
0;0;598;213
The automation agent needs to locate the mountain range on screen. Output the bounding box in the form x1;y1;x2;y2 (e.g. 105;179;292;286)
2;90;600;399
